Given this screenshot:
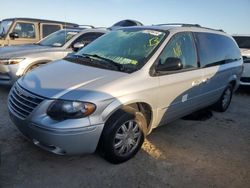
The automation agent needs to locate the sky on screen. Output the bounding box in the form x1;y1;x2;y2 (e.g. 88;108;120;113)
0;0;249;34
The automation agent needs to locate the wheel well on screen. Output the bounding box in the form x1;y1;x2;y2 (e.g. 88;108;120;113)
24;61;50;74
229;80;236;89
125;102;152;129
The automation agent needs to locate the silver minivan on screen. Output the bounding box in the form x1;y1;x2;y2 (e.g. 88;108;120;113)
8;24;243;163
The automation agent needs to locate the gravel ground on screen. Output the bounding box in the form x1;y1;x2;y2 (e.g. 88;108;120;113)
0;86;249;188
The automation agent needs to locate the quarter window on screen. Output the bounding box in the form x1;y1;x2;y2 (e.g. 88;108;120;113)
195;32;241;67
42;24;61;38
158;32;198;69
13;23;36;38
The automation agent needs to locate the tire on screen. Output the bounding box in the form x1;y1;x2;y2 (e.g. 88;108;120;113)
100;107;147;164
213;84;233;112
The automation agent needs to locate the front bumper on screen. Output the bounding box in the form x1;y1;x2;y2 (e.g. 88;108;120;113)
0;64;19;85
8;107;104;155
240;77;250;86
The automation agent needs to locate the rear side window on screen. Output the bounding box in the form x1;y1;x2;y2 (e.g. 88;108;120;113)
195;32;241;67
42;24;61;38
13;22;36;38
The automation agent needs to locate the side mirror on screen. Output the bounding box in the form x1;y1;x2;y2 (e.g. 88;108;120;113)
156;57;183;72
72;42;85;52
9;32;19;39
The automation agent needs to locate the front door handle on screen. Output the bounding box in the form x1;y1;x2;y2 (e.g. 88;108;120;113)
202;78;210;84
192;78;210;86
192;80;201;86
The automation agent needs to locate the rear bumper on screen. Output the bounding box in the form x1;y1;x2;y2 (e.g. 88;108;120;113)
9;107;104;155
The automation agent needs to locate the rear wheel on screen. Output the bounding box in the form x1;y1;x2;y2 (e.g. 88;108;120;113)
213;84;233;112
100;107;147;164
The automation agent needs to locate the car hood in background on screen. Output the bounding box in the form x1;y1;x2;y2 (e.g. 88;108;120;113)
240;48;250;57
0;44;58;59
18;59;128;101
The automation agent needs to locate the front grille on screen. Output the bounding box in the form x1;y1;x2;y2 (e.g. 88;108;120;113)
8;83;44;120
240;77;250;83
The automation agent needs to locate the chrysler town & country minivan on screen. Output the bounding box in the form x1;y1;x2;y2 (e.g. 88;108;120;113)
8;24;243;163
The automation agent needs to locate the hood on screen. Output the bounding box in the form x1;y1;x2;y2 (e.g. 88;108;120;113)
0;44;55;59
18;59;128;100
240;48;250;57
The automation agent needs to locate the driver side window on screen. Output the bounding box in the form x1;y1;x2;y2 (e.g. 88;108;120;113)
13;22;36;38
158;32;197;69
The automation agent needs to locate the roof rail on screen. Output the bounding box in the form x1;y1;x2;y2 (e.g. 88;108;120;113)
94;27;108;30
200;26;224;32
155;23;201;27
154;23;224;32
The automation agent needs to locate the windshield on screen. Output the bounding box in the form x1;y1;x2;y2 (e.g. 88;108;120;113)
39;29;79;47
233;36;250;49
75;28;166;72
0;20;13;38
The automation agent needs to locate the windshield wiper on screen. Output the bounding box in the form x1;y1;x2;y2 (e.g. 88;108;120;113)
67;53;135;73
65;53;118;71
37;43;53;47
81;53;124;71
64;53;90;60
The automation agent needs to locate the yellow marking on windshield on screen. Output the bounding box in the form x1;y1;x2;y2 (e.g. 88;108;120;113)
149;37;160;47
130;60;137;65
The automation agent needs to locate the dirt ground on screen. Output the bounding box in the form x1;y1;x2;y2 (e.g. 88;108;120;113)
0;86;249;188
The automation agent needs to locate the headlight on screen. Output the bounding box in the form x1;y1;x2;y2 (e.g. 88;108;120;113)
0;58;25;65
47;100;96;120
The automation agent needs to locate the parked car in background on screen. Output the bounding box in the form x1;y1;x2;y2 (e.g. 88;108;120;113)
109;19;143;29
8;24;242;164
0;18;79;47
0;28;107;85
233;35;250;85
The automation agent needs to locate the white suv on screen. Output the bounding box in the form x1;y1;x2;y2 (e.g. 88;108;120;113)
233;35;250;85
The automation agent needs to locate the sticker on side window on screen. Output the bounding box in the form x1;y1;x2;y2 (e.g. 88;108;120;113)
173;42;182;57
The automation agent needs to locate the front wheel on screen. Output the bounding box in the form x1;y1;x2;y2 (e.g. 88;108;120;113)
100;107;147;164
213;84;233;112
